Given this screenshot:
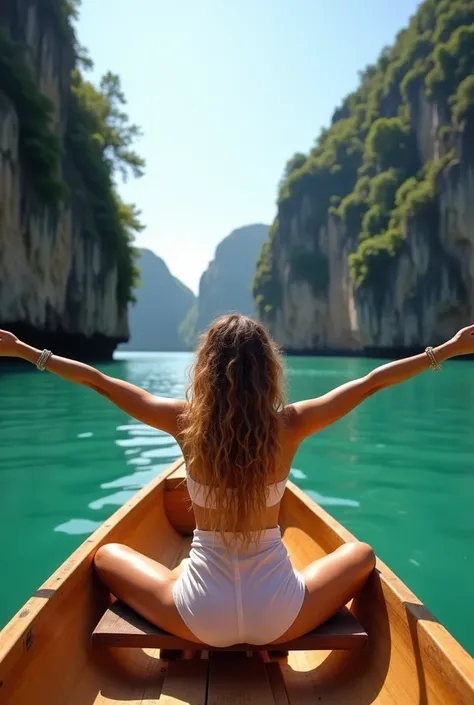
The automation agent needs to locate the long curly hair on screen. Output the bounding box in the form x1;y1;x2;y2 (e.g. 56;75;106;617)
179;314;285;545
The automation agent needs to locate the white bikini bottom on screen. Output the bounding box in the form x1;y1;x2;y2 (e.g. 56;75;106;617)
172;527;306;647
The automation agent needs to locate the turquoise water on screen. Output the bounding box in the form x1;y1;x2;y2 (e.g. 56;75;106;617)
0;352;473;654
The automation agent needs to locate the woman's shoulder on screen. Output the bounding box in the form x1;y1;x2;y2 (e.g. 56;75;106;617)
279;404;296;425
278;405;300;441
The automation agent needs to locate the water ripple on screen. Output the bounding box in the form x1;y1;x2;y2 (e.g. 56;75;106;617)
306;489;360;508
55;519;103;535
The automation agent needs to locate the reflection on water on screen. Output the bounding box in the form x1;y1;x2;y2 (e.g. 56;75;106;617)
290;467;359;507
306;489;360;508
54;354;184;534
55;518;103;535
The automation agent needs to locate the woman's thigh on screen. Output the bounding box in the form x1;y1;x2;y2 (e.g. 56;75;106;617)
273;541;376;643
94;543;200;642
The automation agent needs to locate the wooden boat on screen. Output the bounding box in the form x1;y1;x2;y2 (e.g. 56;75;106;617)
0;458;473;704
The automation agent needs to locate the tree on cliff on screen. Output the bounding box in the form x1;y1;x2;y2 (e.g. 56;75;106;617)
0;0;145;311
254;0;474;318
73;70;145;182
66;34;145;309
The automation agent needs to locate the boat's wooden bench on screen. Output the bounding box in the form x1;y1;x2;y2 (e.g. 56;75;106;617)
92;601;368;651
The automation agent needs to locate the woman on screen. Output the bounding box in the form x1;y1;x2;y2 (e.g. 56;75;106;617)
1;316;473;647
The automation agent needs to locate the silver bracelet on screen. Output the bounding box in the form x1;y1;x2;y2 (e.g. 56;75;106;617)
425;346;441;371
36;349;52;371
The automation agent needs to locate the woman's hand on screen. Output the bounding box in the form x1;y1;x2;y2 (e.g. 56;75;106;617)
0;330;20;356
448;324;474;356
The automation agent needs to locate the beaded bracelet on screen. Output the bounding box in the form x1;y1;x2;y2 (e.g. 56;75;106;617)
36;349;52;371
425;346;441;371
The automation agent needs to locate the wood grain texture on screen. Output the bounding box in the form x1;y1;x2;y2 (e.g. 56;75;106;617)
207;652;275;705
67;648;167;705
93;601;367;651
160;659;209;705
165;463;187;489
0;458;473;705
164;462;195;534
265;662;290;705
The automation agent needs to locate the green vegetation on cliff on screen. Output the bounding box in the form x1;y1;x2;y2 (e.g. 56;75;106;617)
66;68;145;308
0;27;65;203
0;0;143;309
254;0;474;314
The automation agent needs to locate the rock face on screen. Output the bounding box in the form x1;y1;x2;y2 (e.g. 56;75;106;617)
119;250;195;352
355;130;474;351
181;224;268;344
269;119;474;354
254;1;474;354
0;1;128;359
269;210;361;351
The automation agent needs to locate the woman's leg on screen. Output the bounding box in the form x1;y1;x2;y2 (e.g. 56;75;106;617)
94;543;200;642
273;541;376;643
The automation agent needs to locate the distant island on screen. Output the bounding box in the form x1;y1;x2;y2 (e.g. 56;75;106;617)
180;224;269;346
119;249;195;352
124;225;269;352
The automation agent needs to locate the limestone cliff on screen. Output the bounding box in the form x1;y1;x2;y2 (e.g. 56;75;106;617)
354;123;474;351
0;1;134;359
254;0;474;354
119;249;195;352
181;224;268;345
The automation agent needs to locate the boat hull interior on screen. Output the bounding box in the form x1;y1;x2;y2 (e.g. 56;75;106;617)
0;459;472;704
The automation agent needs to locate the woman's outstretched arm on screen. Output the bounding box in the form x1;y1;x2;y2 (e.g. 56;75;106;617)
0;331;184;436
285;325;474;443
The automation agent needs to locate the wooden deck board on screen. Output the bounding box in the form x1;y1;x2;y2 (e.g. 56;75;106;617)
207;653;275;705
160;659;209;705
66;648;167;705
279;654;319;705
265;662;290;705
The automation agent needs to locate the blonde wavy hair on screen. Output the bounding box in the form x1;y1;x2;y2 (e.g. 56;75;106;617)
179;314;285;545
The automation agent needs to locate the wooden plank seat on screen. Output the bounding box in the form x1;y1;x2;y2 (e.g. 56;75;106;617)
92;601;368;651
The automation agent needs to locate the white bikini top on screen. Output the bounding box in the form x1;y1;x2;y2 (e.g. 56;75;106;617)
186;473;288;509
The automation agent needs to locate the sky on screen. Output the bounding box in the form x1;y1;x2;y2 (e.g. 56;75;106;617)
77;0;421;294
